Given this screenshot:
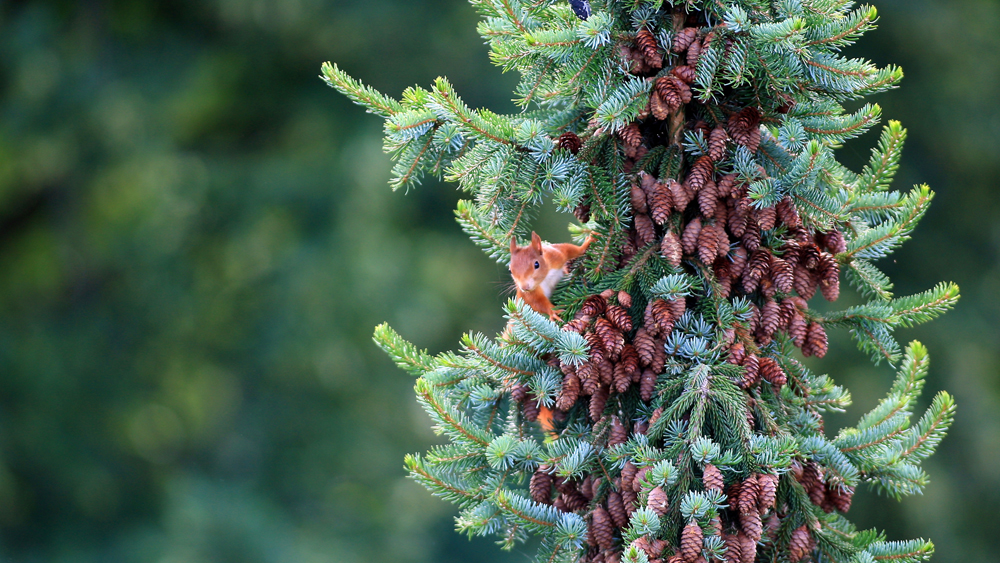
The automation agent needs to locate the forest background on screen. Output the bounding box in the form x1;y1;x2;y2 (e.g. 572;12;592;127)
0;0;997;562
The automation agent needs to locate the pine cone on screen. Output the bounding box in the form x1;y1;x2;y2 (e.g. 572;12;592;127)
789;526;811;563
675;77;693;104
620;123;642;148
634;328;655;366
591;506;615;550
727;341;746;365
610;415;628;446
737;474;760;514
669;177;692;210
556;372;581;411
589;385;609;421
530;466;554;504
708;126;728;161
776;196;801;227
818;253;840;301
581;295;609;317
723;534;742;563
738;532;756;563
559;489;590;512
759;357;787;386
759;299;782;338
740;508;762;542
650;337;667;373
631;182;649;215
740;354;760;389
668;297;686;322
729;245;748;279
789;311;808;348
511;383;528;403
661;230;683;266
672;64;696;83
682;217;702;256
648;407;662;428
697;179;719;218
673;27;698;52
680;521;703;562
718;174;738;198
757;473;778;512
613;361;632;394
793;263;817;300
563;315;591;334
828;484;854;513
686;37;703;67
741;221;761;254
595;317;625;359
632;466;649;492
702;463;724;492
716;222;731;259
687;156;714;192
636;28;663;69
620;343;640;381
522;395;540;421
651;90;671;120
620;462;638;491
802;322;828;358
618;291;632;309
578;361;599;396
640;369;657;402
607;489;628;528
647;485;669;516
655;77;682;113
771;256;794;294
727;108;762;152
753;206;776;232
799;462;826;506
598;358;614;386
606;304;634;333
649;181;674;224
558;131;583;154
728;205;749;238
643;301;660;338
698;223;720;264
742;249;770;293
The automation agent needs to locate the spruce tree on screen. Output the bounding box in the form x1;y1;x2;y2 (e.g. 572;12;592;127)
325;2;959;562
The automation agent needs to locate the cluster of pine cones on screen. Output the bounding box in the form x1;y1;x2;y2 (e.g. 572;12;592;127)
513;14;856;563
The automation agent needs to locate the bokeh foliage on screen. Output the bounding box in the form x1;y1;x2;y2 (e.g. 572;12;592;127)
0;1;995;562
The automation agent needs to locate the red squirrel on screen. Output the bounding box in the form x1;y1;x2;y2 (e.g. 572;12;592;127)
509;231;595;322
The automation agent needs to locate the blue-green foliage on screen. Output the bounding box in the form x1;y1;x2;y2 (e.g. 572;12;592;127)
332;1;956;562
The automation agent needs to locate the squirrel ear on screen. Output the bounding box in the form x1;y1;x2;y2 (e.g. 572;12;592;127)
510;236;518;254
531;231;542;253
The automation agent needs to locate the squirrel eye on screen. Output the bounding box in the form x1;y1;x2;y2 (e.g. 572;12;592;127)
534;261;540;269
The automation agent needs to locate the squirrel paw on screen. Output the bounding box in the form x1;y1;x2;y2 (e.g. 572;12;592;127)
549;309;564;323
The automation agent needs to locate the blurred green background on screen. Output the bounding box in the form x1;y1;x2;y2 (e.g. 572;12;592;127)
0;0;996;561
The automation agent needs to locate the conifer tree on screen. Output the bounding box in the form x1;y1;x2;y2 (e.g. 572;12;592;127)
326;2;959;562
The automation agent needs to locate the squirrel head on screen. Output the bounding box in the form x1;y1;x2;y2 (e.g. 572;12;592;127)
509;232;548;292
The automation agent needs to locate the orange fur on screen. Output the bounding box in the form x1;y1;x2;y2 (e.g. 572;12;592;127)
509;231;594;321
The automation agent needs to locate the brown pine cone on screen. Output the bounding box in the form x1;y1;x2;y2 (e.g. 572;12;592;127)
563;315;592;334
650;299;673;335
718;174;738;198
740;354;760;389
759;299;782;338
801;243;821;269
789;311;808;348
644;301;661;338
793;263;818;300
661;230;683;266
759;357;787;386
620;123;642;148
651;90;671;120
622;484;638;517
578;361;599;396
675;77;693;104
530;466;554;504
754;206;776;232
640;369;657;402
631;181;649;214
595;317;625;359
655;76;682;112
610;416;628;446
702;463;724;492
729;245;748;279
680;521;703;562
802;322;828;358
620;343;640;381
650;338;667;373
776;196;801;227
738;532;757;563
741;221;761;254
649;181;674;224
828;484;855;513
581;295;609;317
632;466;649;492
613;361;632;394
708;126;728;161
598;358;614;386
618;291;632;309
556;372;581;411
682;217;702;256
668;297;686;322
698;179;719;218
799;462;826;506
742;249;770;293
789;526;811;563
586;332;606;363
591;506;615;550
522;395;540;421
716;222;731;259
740;508;763;542
606;304;634;333
728;204;749;238
757;473;778;512
636;28;663;68
698;223;721;264
673;27;698;52
818;253;840;301
634;328;656;366
607;489;628;528
620;462;638;491
647;485;670;516
686;37;703;67
737;474;760;514
672;64;696;83
687;156;714;192
727;108;762;152
559;489;590;512
723;534;742;563
558;131;583;154
511;383;528;403
771;256;794;294
669;177;692;210
727;341;746;365
648;407;663;428
589;385;609;421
